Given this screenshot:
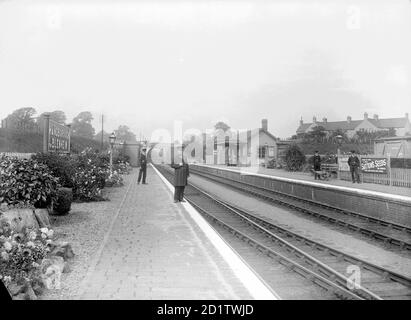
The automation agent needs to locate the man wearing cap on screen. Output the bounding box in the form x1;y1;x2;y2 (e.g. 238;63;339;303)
313;151;322;180
171;155;190;203
348;150;361;183
138;147;148;184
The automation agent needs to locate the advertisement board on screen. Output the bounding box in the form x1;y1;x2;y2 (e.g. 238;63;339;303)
360;158;388;174
338;156;350;172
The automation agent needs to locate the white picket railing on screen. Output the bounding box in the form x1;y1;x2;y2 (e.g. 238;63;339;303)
0;152;34;159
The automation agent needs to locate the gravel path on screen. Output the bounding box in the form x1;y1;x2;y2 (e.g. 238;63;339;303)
40;171;134;300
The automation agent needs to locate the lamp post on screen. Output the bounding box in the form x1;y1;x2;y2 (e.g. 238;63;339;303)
336;135;343;180
109;132;116;174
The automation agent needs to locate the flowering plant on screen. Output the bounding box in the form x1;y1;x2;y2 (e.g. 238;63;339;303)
71;148;110;201
105;170;124;187
0;222;53;286
113;161;131;175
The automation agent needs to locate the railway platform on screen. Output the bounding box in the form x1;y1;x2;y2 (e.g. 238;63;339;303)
194;164;411;228
75;165;278;300
210;164;411;198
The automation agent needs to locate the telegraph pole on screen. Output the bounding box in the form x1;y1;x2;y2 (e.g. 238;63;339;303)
101;114;104;150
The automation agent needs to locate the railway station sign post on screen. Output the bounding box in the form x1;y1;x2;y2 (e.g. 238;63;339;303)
42;113;71;153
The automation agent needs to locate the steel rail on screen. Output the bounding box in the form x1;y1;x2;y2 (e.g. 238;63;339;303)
188;199;363;300
184;182;382;300
220;199;411;288
190;168;411;250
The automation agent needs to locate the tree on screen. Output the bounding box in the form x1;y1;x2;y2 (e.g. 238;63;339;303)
330;129;348;143
37;110;67;129
214;121;230;132
94;130;110;142
308;125;327;143
71;111;95;139
4;107;37;131
114;125;137;143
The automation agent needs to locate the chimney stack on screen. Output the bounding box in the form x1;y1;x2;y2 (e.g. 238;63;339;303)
261;119;268;131
299;117;303;126
313;116;317;123
347;116;352;123
364;112;368;119
322;117;327;123
373;114;379;121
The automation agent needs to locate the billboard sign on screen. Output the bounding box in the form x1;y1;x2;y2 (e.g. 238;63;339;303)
361;158;388;174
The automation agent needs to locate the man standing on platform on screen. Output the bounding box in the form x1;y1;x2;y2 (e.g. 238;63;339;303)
348;150;361;183
138;147;148;184
171;156;190;203
313;150;322;180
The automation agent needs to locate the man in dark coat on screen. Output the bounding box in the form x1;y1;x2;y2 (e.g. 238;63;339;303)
348;150;361;183
138;147;148;184
313;151;322;180
171;157;190;203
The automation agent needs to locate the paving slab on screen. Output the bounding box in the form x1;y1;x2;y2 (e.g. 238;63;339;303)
76;166;274;300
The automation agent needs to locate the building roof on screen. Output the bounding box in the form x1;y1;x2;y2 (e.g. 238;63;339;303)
297;120;361;133
297;116;409;134
368;117;409;129
296;123;312;134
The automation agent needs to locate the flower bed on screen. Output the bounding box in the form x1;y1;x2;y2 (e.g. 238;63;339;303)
0;222;52;299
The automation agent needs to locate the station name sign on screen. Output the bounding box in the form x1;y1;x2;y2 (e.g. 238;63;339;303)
360;158;387;174
43;117;71;153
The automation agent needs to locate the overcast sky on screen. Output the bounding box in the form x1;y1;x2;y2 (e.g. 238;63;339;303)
0;0;410;139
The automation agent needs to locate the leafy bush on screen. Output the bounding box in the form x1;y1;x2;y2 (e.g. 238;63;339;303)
0;156;59;208
53;188;73;215
113;151;130;164
32;153;75;188
285;144;306;171
70;148;110;201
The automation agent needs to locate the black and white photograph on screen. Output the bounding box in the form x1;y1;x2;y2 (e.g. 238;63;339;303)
0;0;410;309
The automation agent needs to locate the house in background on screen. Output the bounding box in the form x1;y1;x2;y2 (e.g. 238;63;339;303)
297;113;410;139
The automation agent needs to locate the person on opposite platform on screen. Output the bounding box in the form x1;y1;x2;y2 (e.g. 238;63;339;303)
138;147;148;184
313;150;322;180
171;156;190;203
348;150;361;183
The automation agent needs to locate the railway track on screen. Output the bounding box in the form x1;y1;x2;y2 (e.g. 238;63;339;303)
189;167;411;251
156;165;411;300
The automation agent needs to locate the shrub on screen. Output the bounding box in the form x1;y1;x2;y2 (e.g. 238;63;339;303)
53;188;73;215
285;144;306;171
32;153;75;188
70;148;110;201
0;156;59;208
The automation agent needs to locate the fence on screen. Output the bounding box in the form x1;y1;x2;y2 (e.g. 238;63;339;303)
0;152;34;159
339;156;411;188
